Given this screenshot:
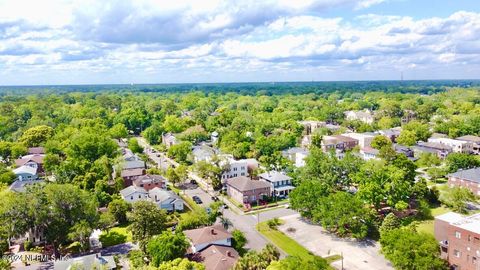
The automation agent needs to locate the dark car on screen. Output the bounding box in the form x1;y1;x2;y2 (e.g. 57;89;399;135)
211;196;219;202
192;196;203;204
190;179;197;185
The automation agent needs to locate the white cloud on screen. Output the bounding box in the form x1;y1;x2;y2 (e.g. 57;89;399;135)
0;0;479;84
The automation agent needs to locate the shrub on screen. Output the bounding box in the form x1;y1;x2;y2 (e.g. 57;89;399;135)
128;250;146;269
267;218;283;229
0;240;8;253
66;242;81;254
23;240;32;251
99;231;127;248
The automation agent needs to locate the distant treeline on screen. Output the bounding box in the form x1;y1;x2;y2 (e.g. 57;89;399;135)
0;80;479;96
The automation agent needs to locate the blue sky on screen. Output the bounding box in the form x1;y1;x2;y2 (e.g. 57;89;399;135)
0;0;479;85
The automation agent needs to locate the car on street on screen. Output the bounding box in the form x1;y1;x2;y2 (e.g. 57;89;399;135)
192;195;203;204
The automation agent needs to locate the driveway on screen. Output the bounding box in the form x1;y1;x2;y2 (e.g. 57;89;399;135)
183;184;214;207
279;214;393;270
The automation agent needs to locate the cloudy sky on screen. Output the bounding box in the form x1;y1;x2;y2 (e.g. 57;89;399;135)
0;0;479;85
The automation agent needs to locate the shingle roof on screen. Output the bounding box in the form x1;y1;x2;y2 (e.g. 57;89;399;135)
133;174;165;185
149;187;180;203
456;135;480;143
448;167;480;183
28;147;45;155
259;171;291;182
198;245;239;270
120;185;147;197
226;176;271;192
121;168;145;178
13;165;37;175
123;159;145;170
15;154;45;166
184;225;231;247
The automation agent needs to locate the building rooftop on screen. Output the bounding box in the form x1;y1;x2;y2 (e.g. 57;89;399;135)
9;179;44;192
456;135;480;143
226;176;271;192
15;154;45;166
415;142;452;151
133;174;166;185
13;165;37;175
448;167;480;183
149;187;181;203
54;253;116;270
27;147;45;155
121;168;145;178
259;171;292;182
436;212;480;235
184;225;232;247
120;185;147;197
198;245;239;270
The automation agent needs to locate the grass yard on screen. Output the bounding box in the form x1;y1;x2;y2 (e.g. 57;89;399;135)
256;221;338;269
416;205;450;236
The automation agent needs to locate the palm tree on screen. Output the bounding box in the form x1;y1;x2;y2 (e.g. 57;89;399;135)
219;216;233;230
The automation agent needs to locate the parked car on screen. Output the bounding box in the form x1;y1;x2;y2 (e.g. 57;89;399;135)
190;179;197;185
192;196;203;204
211;196;219;202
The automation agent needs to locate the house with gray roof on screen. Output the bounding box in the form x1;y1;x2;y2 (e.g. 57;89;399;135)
192;144;218;163
149;187;184;211
259;171;294;197
456;135;480;155
120;186;149;203
13;165;38;181
447;167;480;196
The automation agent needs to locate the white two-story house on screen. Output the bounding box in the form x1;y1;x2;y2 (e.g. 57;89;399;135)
259;171;295;197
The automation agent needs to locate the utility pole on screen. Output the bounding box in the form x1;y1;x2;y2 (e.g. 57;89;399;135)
341;251;344;270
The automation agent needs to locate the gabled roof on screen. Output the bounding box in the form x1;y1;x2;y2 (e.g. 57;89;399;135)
15;154;45;166
28;147;45;155
184;225;232;247
121;168;145;178
149;187;181;203
448;167;480;183
120;185;147;197
9;179;44;192
456;135;480;143
123;159;145;170
13;165;37;175
259;171;291;182
226;176;271;192
133;174;166;185
198;245;239;270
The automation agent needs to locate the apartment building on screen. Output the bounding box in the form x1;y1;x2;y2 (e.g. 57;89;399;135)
428;137;473;154
435;212;480;270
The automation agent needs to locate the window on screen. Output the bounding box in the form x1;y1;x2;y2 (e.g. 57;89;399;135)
455;231;461;239
469;235;472;242
454;250;461;258
473;257;477;264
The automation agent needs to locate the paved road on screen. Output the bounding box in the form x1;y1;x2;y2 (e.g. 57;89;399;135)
223;207;297;252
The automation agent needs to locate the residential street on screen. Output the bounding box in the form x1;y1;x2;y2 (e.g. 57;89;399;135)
137;136;296;252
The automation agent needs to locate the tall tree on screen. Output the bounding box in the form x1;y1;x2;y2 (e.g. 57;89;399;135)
127;200;167;252
147;231;190;267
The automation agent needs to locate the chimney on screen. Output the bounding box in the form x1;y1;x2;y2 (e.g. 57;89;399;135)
211;228;216;235
226;251;232;257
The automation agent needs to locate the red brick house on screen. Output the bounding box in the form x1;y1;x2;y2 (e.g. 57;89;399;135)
447;168;480;196
226;176;271;205
435;212;480;270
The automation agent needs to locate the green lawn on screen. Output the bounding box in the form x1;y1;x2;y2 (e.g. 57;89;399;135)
416;205;450;236
256;221;338;269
